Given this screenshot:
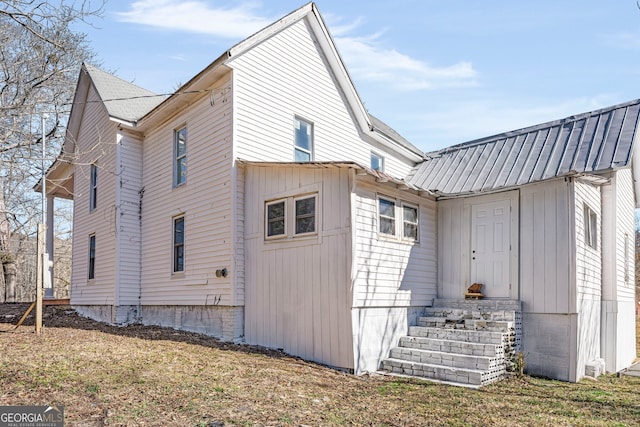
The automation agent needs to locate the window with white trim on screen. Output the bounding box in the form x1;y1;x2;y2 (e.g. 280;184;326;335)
295;195;316;235
174;127;187;186
378;195;420;242
266;199;286;238
624;233;630;285
294;117;313;162
88;234;96;280
89;163;98;211
583;204;598;250
173;215;185;273
402;203;419;241
265;193;318;240
378;197;396;236
371;152;384;172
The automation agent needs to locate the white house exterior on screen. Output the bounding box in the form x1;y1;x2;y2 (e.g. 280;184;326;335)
41;2;638;384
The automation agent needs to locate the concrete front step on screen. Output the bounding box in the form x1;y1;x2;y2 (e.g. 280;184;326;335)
381;358;505;386
408;325;505;345
417;317;514;332
389;347;498;371
398;336;503;358
423;307;516;321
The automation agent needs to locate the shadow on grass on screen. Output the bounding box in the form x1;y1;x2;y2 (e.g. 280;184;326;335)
0;303;296;362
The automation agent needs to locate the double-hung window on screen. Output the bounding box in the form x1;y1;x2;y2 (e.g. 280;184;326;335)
173;215;185;273
402;203;419;241
88;234;96;280
174;127;187;186
89;163;98;211
294;117;313;162
583;204;598;250
378;197;396;236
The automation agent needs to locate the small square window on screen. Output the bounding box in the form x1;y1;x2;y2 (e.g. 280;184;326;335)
295;195;316;235
379;197;396;236
294;117;313;162
88;234;96;280
371;153;384;172
266;200;286;238
174;127;187;186
173;215;185;272
402;204;419;241
583;204;597;250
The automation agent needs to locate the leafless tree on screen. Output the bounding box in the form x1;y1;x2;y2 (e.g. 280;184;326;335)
0;0;103;301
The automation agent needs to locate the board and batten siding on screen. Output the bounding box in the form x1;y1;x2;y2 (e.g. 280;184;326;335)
519;179;576;381
115;132;143;307
574;180;602;380
228;18;415;178
71;85;118;305
351;178;437;373
243;164;354;370
140;73;235;306
520;180;572;314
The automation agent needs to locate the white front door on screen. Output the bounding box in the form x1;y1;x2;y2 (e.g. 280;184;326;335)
471;199;511;298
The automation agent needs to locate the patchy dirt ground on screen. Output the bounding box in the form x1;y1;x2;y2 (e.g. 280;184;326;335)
1;303;639;426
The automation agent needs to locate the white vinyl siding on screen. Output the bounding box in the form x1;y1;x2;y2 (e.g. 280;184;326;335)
574;180;602;381
71;84;118;305
353;179;437;307
140;73;235;305
244;164;353;370
230;18;416;178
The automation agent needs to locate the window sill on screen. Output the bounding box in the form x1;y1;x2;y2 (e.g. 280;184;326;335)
171;272;185;279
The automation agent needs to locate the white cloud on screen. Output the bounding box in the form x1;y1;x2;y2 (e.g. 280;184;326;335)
115;0;273;39
116;2;477;91
335;34;476;91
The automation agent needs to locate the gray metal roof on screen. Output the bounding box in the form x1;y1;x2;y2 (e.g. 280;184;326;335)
84;64;166;124
407;99;640;195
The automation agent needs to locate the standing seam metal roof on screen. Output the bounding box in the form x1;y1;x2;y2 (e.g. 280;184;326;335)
407;99;640;195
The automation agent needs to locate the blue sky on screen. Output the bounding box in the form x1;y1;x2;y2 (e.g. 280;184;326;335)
80;0;640;152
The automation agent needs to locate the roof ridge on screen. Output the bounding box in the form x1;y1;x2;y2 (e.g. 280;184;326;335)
83;63;159;96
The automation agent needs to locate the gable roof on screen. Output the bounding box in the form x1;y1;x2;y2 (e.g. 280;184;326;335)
83;64;166;124
407;99;640;196
136;2;425;162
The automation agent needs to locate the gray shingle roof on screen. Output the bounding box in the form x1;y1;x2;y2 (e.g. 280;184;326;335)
407;99;640;195
84;64;166;123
